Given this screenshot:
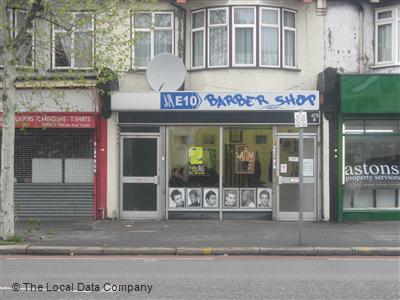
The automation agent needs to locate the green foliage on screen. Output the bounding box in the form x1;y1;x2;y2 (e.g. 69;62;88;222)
0;234;24;244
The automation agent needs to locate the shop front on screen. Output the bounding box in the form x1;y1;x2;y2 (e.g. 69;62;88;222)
112;91;320;220
339;74;400;221
0;112;101;220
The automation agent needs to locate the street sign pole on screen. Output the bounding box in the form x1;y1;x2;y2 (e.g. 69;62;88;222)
299;126;304;245
294;111;307;246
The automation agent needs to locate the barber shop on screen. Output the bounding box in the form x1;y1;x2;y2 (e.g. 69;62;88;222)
110;90;321;221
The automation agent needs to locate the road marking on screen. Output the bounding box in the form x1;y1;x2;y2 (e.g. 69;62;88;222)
328;258;399;261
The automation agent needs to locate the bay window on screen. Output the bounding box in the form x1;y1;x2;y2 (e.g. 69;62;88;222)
191;10;205;68
233;7;256;66
133;12;174;68
208;8;228;67
260;7;280;67
283;9;296;68
53;12;94;69
190;6;297;70
375;6;400;65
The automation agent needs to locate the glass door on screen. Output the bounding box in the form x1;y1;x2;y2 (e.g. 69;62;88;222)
120;135;160;218
276;135;317;220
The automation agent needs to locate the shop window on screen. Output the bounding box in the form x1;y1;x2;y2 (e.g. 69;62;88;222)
1;130;94;184
343;120;400;209
32;159;62;183
168;127;219;208
223;127;273;209
0;8;34;67
133;12;174;68
374;6;400;65
52;12;94;69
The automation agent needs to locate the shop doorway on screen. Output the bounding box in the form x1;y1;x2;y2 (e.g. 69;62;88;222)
120;135;160;218
276;134;317;220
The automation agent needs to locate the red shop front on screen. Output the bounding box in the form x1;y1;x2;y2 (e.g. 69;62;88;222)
0;112;107;220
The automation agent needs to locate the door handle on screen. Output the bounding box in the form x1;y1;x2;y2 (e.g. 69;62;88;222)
153;175;159;185
278;176;282;185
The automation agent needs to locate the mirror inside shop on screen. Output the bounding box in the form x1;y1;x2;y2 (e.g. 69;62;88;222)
168;126;273;209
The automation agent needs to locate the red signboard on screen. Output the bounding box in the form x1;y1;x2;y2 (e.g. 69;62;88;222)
0;113;96;129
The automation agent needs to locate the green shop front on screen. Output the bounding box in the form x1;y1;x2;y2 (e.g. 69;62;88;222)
339;74;400;221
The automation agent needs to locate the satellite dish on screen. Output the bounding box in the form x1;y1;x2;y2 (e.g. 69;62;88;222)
146;53;186;91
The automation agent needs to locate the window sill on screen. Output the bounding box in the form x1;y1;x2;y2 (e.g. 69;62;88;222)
187;67;301;72
370;63;400;69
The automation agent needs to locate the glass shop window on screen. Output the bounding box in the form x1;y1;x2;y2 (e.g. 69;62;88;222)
168;127;220;208
343;120;400;209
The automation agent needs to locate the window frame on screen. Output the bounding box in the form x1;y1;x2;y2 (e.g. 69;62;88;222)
258;7;281;68
52;12;95;70
282;8;297;69
191;9;206;69
0;8;35;68
132;11;174;70
207;7;229;68
232;6;257;67
374;6;400;66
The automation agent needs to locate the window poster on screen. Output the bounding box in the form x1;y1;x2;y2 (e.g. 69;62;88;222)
235;144;255;174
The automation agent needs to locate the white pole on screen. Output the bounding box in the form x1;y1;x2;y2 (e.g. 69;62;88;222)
299;127;304;245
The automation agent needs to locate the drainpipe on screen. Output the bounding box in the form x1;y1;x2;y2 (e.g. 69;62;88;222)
354;1;364;73
169;1;186;66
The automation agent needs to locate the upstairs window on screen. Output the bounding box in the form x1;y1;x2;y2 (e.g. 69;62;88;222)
52;12;94;69
260;7;280;67
208;8;229;68
133;12;174;68
191;10;205;68
375;6;400;65
233;7;256;66
283;9;296;68
0;9;34;67
190;6;297;70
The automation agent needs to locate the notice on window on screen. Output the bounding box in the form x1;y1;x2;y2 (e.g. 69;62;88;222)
189;147;203;165
280;164;287;174
303;159;314;176
289;156;299;162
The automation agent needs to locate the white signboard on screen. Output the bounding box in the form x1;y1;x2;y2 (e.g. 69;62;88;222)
112;91;319;111
303;159;314;176
294;111;308;128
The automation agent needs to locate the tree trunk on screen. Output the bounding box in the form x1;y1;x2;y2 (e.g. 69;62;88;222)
1;0;16;240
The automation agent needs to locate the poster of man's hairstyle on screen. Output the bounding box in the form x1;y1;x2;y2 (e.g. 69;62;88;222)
240;188;256;208
223;188;239;208
257;188;272;209
186;188;202;208
235;144;255;174
203;188;219;208
169;188;185;208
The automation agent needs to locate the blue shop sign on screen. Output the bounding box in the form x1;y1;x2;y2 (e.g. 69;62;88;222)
160;91;319;111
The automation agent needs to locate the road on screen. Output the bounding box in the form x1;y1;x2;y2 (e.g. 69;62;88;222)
1;256;399;299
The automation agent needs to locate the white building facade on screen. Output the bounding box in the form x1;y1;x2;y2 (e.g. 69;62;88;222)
109;0;327;221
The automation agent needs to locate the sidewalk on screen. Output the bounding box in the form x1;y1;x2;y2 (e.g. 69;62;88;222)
1;220;399;256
